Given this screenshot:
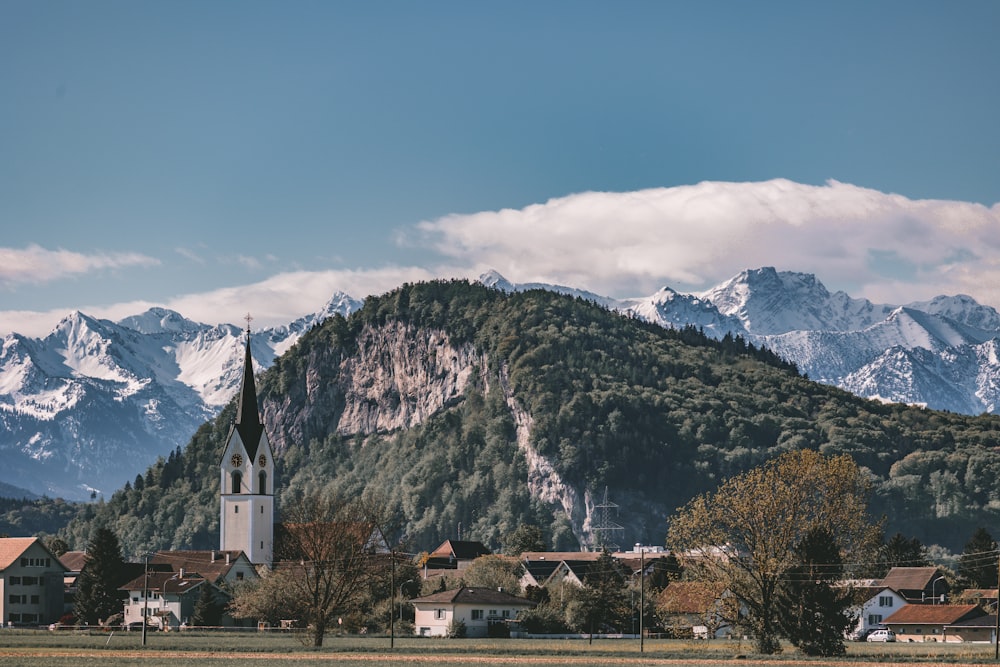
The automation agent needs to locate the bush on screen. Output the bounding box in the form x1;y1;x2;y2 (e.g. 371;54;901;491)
447;618;467;638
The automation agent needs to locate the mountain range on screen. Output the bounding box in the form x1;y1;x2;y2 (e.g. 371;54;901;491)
3;266;999;501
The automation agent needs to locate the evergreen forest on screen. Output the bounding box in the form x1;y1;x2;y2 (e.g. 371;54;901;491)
45;280;1000;557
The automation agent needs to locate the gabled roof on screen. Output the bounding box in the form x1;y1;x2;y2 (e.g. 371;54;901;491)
883;604;980;625
150;550;250;583
949;613;997;629
0;537;67;572
119;570;209;596
0;538;38;571
229;336;265;461
58;550;88;572
412;586;535;607
429;540;491;561
879;567;943;595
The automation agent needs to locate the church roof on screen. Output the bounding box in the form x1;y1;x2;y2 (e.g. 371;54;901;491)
232;335;265;461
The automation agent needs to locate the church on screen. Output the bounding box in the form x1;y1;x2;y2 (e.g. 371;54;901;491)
218;324;276;566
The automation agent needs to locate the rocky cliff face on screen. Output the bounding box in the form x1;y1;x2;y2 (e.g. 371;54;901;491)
262;320;598;545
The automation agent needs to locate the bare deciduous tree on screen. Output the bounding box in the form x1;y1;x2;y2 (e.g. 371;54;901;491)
230;491;392;646
667;449;880;654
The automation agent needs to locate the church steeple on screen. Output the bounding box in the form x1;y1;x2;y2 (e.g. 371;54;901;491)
234;327;264;460
220;313;275;566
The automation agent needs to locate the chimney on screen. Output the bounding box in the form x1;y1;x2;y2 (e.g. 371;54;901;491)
226;553;230;565
179;568;185;578
211;550;216;563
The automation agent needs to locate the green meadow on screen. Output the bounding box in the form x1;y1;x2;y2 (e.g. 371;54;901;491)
2;630;999;667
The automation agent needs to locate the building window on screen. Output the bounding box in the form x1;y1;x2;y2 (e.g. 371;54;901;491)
234;506;239;514
9;595;26;604
22;613;38;623
23;576;38;586
236;572;244;581
30;595;39;605
502;610;510;618
232;471;243;494
434;609;446;620
471;609;483;620
9;577;20;585
879;596;893;607
7;614;20;624
258;471;267;494
868;614;882;625
19;557;50;568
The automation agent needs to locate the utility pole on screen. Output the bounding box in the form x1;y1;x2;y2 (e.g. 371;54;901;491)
142;552;149;647
640;547;645;653
994;548;999;660
390;551;396;649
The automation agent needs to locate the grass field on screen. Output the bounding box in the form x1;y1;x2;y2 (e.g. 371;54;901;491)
2;630;999;667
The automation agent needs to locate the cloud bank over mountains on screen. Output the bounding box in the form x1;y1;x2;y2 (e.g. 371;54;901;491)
3;179;999;337
416;179;1000;305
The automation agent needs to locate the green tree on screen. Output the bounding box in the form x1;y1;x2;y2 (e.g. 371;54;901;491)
876;532;929;577
191;582;224;627
667;449;880;654
569;549;629;640
460;554;524;594
776;527;856;656
74;527;127;625
502;524;546;555
958;527;998;589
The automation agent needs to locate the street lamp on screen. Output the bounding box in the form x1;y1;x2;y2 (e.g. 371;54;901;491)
931;576;945;605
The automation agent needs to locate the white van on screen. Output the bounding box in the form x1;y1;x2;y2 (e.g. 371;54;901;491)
866;628;896;642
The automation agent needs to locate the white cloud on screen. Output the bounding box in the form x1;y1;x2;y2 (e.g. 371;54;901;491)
0;265;461;337
0;244;159;286
415;179;1000;306
4;180;1000;338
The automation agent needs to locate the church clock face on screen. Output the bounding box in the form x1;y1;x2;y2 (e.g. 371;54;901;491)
258;454;267;467
231;453;243;467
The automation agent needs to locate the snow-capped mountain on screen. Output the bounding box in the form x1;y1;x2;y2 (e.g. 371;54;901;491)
4;267;1000;501
485;267;1000;417
0;294;360;499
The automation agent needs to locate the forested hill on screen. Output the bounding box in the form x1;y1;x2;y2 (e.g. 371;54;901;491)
60;280;1000;556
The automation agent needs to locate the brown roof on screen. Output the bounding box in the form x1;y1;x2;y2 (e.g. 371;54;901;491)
884;604;981;625
521;551;604;562
412;586;535;607
429;540;491;560
58;551;88;572
119;571;208;595
658;582;727;614
150;550;247;583
0;537;38;570
879;567;942;594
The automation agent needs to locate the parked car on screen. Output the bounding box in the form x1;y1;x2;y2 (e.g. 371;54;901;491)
866;628;896;642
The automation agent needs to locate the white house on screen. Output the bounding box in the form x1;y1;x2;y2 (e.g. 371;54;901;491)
853;586;908;638
411;587;535;638
120;570;229;629
0;537;68;626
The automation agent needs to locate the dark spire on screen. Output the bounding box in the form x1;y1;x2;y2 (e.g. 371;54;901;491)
234;322;264;459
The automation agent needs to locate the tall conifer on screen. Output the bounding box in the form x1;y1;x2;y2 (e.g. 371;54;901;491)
74;527;127;625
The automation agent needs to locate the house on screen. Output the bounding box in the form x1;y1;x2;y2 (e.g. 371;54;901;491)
425;540;492;571
0;537;68;626
519;552;601;589
852;587;908;638
945;614;997;643
657;581;734;639
883;603;984;642
411;586;535;637
120;570;232;629
149;550;257;586
57;551;88;617
879;566;949;603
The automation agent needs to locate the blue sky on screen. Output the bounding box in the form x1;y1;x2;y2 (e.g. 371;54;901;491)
2;1;999;336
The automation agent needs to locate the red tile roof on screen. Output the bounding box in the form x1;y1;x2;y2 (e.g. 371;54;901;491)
884;604;980;625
